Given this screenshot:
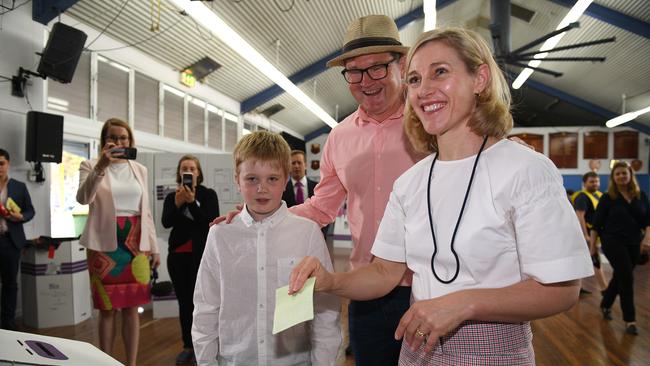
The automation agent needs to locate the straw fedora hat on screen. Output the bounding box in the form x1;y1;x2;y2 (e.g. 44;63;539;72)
327;14;409;68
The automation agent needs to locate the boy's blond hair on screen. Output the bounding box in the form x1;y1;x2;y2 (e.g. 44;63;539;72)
233;131;291;178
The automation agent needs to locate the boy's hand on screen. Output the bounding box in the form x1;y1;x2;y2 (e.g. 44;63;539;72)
210;204;243;226
288;256;333;295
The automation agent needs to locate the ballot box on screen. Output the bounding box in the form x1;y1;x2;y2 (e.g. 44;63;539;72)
0;329;123;366
20;239;92;328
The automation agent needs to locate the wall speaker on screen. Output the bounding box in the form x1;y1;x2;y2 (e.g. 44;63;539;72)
37;22;87;84
25;111;64;163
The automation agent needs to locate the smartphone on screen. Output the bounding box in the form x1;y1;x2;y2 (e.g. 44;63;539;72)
182;173;193;188
110;147;137;160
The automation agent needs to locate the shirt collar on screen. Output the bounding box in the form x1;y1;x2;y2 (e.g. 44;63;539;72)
356;104;404;126
291;176;307;187
240;201;288;229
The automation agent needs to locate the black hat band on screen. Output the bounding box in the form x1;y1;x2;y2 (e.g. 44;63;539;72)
342;37;403;53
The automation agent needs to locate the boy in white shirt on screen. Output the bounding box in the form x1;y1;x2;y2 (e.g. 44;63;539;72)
192;131;341;366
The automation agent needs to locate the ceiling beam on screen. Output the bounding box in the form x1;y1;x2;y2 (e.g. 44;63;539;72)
548;0;650;39
241;0;458;114
521;76;650;135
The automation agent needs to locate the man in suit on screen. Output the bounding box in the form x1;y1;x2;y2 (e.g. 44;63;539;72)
0;148;35;330
283;150;330;237
283;150;316;207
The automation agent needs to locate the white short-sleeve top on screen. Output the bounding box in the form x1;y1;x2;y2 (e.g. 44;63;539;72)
371;139;593;302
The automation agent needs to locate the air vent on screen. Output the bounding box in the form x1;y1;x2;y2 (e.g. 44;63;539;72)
261;104;285;117
511;3;535;23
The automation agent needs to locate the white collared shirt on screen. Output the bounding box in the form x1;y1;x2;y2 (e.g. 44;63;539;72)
372;139;593;302
291;176;308;202
192;202;341;366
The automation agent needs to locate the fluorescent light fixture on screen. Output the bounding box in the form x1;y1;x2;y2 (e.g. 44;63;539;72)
423;0;437;31
512;0;593;89
168;0;337;129
606;106;650;128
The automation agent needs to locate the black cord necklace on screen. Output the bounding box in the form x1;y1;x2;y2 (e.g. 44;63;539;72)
427;135;489;284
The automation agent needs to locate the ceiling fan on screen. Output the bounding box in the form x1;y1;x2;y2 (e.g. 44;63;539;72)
489;0;615;78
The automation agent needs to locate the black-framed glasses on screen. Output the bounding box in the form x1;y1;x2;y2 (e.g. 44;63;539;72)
341;57;397;84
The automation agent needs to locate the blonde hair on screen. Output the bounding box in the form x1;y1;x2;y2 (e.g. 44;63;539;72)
233;131;291;178
100;118;135;148
607;161;640;199
404;27;513;154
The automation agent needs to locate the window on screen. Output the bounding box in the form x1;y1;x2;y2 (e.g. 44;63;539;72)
97;56;129;122
50;141;90;237
243;121;254;136
134;71;159;135
208;107;223;150
188;99;205;145
225;118;238;152
164;86;184;140
47;52;90;118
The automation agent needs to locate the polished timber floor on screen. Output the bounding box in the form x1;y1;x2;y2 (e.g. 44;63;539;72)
19;246;650;366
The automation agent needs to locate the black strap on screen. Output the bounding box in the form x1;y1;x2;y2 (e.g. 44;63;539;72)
342;37;402;53
428;136;489;284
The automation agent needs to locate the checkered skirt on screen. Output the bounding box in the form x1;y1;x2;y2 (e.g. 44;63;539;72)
399;320;535;366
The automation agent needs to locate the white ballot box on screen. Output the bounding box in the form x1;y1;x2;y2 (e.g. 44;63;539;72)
0;329;123;365
20;240;92;328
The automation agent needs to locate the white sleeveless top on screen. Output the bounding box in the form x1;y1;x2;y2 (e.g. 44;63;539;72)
107;162;142;216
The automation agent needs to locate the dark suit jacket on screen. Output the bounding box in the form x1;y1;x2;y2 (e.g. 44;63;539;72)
4;178;35;249
283;178;330;236
161;184;219;266
282;178;316;207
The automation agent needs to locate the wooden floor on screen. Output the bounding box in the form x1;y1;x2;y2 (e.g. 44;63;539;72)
17;247;650;366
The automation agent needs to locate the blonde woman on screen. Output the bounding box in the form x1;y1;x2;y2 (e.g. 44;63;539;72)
290;28;593;365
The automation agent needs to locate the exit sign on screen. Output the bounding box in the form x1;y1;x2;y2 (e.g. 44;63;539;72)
180;69;196;88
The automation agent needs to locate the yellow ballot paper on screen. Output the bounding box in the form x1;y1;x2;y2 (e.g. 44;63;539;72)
273;277;316;334
6;197;21;213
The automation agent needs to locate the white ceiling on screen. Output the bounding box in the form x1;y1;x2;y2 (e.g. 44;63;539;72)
65;0;650;135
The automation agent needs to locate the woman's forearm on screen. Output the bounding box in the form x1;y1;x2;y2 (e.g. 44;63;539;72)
459;279;580;323
329;258;406;301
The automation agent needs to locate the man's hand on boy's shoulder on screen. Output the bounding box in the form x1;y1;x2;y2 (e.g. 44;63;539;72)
210;203;244;226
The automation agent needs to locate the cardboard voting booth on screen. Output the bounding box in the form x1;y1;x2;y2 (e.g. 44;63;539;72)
0;329;123;365
21;239;92;328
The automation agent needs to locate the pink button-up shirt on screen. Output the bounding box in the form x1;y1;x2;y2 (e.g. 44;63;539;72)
291;105;425;285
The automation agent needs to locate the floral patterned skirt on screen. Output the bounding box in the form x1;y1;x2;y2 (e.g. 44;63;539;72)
87;216;151;310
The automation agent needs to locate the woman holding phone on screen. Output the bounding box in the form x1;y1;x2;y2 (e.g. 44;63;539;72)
161;155;219;365
77;118;159;366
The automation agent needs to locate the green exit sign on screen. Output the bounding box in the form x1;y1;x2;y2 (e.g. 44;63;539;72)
181;69;196;88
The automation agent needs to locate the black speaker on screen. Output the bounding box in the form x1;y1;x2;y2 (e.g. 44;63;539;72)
25;111;64;163
37;22;87;84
